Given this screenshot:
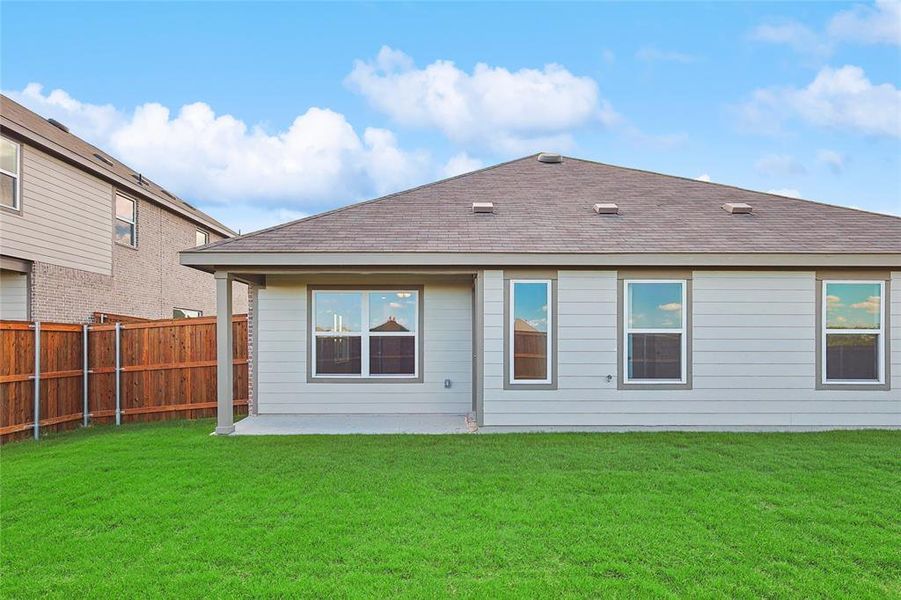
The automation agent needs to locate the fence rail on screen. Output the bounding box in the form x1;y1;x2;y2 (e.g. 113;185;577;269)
0;315;249;443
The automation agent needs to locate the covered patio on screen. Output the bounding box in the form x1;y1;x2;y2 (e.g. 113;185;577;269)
205;268;481;436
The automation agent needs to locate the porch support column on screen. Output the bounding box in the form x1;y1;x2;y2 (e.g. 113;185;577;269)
214;271;235;435
474;271;485;427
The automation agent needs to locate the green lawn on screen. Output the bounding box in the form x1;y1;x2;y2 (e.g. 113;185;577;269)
2;421;899;598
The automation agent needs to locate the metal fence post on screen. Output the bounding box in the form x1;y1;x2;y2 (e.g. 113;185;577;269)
115;322;121;426
33;322;41;440
83;324;89;427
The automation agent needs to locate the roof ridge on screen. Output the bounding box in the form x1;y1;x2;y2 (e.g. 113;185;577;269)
564;155;901;221
196;153;542;252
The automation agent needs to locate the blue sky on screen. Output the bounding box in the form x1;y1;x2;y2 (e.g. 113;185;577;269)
628;282;684;329
825;282;882;328
2;1;899;232
513;282;549;332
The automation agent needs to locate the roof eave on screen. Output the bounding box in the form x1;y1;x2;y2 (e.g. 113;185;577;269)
180;250;901;271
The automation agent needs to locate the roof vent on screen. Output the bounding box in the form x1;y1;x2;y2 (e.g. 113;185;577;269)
472;201;495;214
47;118;70;133
93;152;114;166
593;203;619;215
722;202;753;214
537;152;563;164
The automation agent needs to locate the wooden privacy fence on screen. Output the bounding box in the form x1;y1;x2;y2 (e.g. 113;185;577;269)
0;315;248;443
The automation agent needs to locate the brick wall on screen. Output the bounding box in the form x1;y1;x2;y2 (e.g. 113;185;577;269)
30;197;247;323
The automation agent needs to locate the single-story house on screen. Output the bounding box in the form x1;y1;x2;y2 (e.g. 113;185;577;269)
181;153;901;433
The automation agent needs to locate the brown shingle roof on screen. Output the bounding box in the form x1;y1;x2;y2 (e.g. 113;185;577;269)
0;94;235;237
194;153;901;255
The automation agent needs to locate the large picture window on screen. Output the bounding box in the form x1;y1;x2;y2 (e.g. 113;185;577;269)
509;280;552;385
624;280;687;384
822;281;885;385
312;289;419;379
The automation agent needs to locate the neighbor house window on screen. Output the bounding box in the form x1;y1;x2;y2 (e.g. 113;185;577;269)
1;137;21;210
173;308;202;319
115;194;136;246
195;229;209;247
624;280;687;384
509;280;553;385
311;289;419;379
822;281;885;385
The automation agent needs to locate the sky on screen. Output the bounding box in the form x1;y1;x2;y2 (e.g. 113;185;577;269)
513;282;549;332
628;282;684;329
825;282;882;329
2;1;899;233
313;291;416;332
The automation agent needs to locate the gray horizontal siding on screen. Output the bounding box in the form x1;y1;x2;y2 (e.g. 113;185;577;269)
482;269;899;429
893;273;901;392
256;276;472;415
0;145;112;274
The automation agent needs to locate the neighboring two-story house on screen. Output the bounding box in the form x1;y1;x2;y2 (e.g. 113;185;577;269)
0;95;247;323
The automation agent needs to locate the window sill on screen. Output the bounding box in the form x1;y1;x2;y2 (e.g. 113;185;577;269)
817;381;890;391
115;241;138;251
1;204;22;216
504;382;557;391
307;375;423;384
619;381;692;391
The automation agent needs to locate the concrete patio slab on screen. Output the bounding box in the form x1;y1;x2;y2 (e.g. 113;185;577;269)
232;414;474;435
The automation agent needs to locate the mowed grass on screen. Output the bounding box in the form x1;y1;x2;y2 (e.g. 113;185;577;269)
2;421;899;598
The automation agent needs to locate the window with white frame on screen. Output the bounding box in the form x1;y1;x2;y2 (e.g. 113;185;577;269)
822;281;885;384
1;137;21;210
509;280;552;384
312;289;419;378
195;229;209;247
115;194;137;246
624;280;687;383
173;308;202;319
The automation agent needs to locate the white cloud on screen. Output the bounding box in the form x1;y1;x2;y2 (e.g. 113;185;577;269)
442;152;484;178
751;1;899;57
5;83;432;212
817;149;846;173
826;294;843;306
851;296;881;314
7;83;126;142
828;0;901;46
210;205;309;234
635;46;698;63
749;22;832;57
755;154;805;176
695;174;711;182
739;65;901;138
346;46;618;153
658;302;682;312
767;188;803;198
